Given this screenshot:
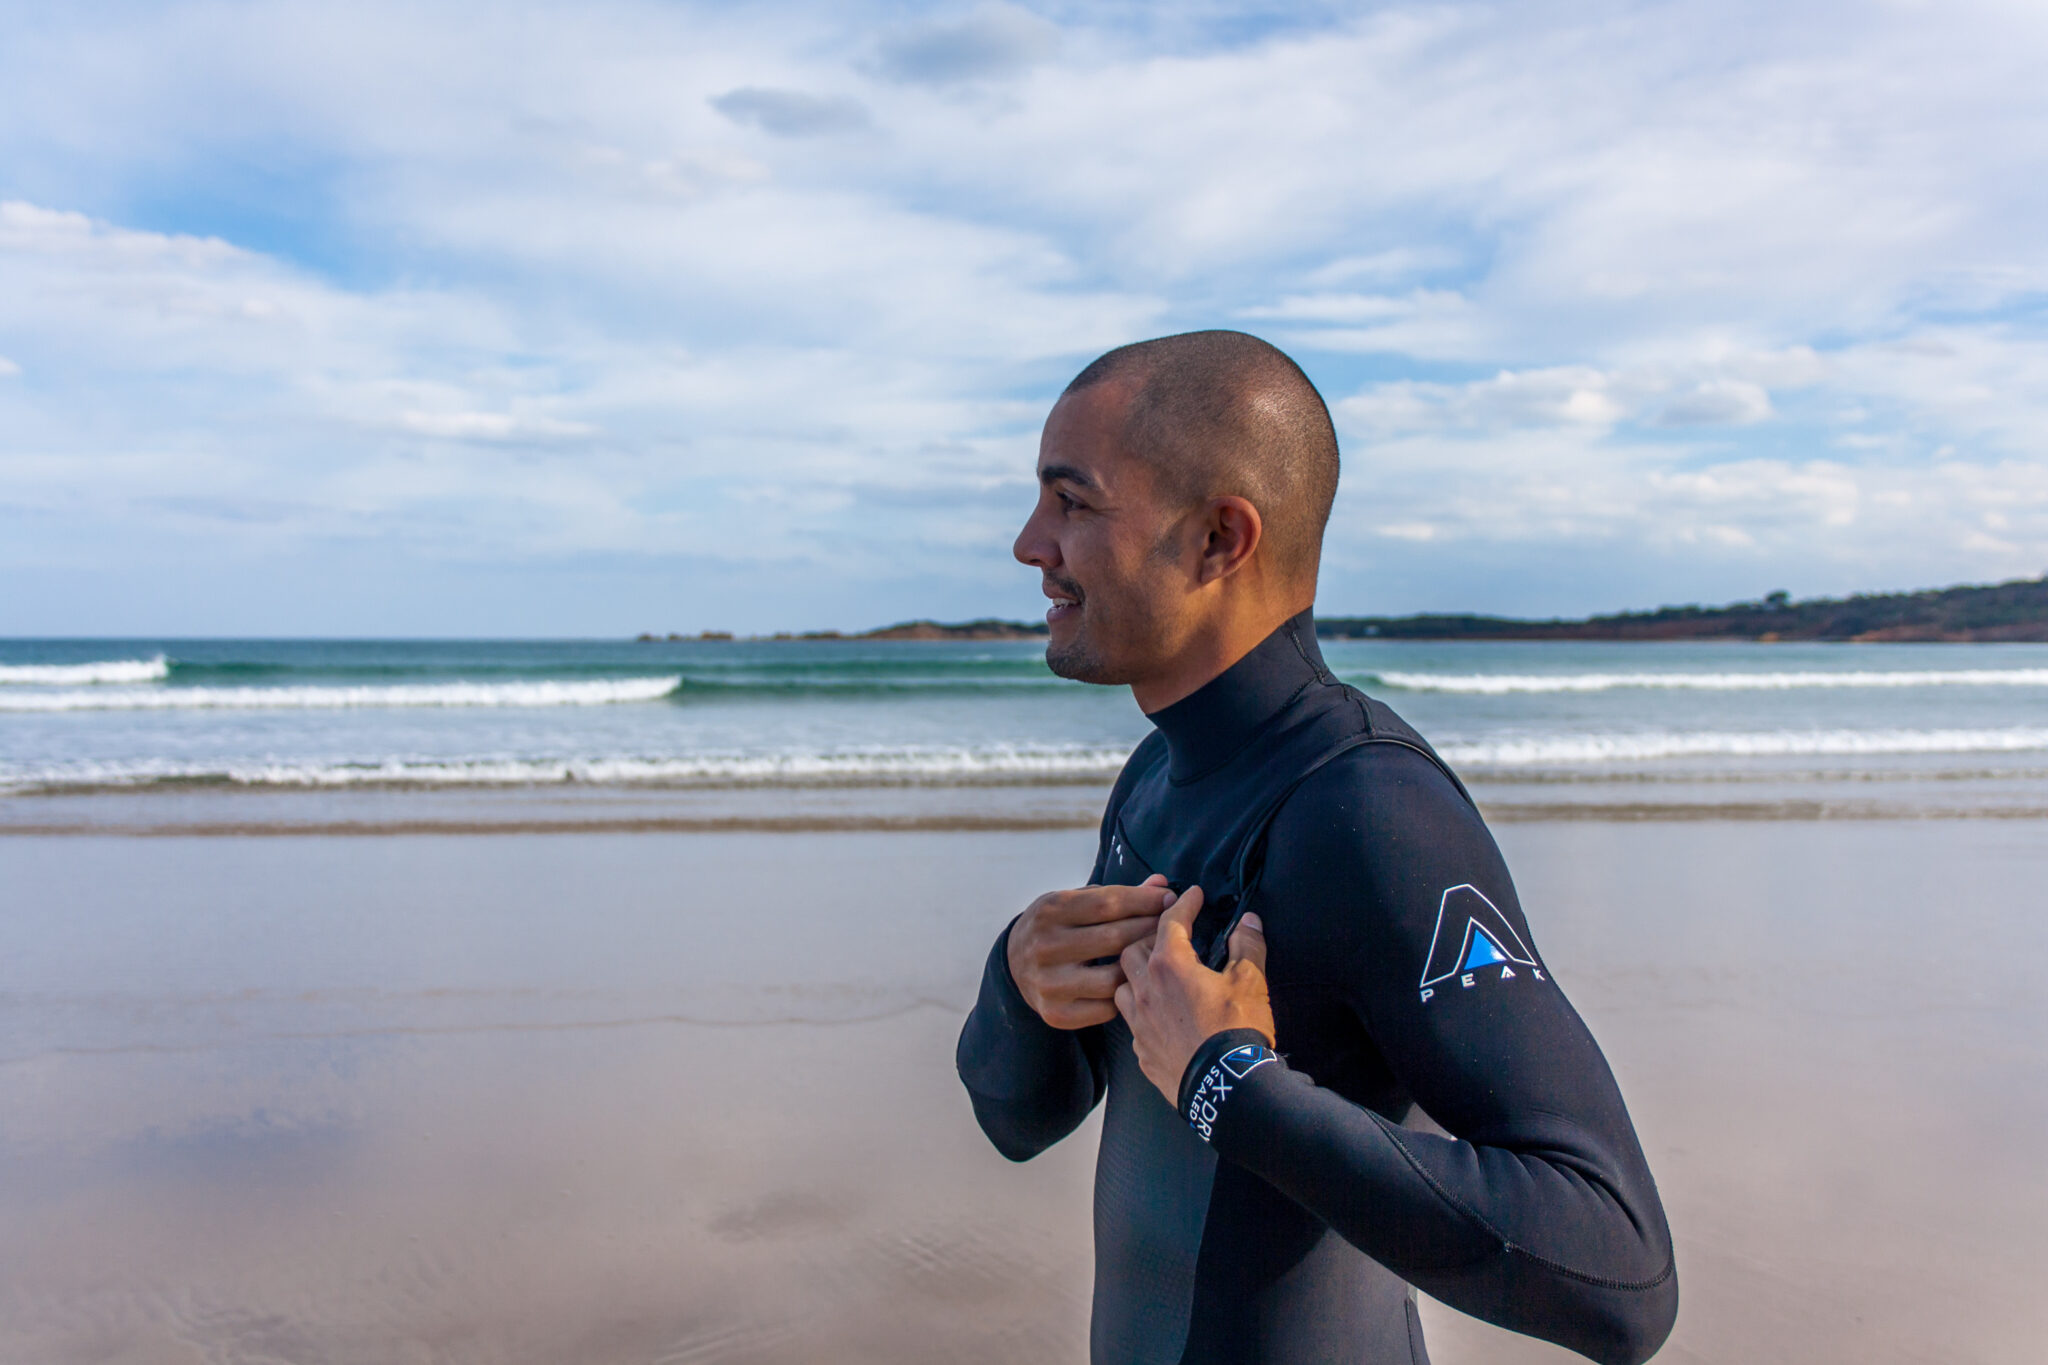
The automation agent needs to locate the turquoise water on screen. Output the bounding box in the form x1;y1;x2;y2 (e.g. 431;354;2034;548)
3;636;2047;794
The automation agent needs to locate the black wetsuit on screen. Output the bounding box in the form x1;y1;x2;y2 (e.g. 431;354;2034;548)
956;613;1677;1365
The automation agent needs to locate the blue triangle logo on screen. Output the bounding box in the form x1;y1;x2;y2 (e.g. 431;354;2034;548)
1463;927;1509;971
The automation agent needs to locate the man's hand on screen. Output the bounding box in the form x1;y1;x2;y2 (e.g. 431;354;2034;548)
1115;886;1275;1103
1008;874;1173;1029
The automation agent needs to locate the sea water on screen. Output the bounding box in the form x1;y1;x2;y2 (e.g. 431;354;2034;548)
2;636;2046;816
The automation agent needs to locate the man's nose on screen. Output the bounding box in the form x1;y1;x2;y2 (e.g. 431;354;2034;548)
1014;505;1058;569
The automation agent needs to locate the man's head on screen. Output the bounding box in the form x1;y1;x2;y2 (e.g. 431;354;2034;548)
1013;330;1340;707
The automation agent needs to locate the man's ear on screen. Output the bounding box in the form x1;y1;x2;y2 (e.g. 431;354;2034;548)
1197;496;1263;584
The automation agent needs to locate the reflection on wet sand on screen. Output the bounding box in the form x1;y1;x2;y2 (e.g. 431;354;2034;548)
2;823;2043;1363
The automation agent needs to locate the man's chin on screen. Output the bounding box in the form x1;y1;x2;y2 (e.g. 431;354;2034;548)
1045;628;1119;685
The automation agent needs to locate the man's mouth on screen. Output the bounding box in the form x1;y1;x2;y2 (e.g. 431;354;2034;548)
1044;583;1082;626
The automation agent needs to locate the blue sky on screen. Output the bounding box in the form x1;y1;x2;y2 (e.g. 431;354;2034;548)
3;0;2046;636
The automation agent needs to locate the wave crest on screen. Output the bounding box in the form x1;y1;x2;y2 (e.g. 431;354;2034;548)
1367;667;2048;694
1439;728;2048;766
0;676;682;712
0;656;170;685
0;744;1135;791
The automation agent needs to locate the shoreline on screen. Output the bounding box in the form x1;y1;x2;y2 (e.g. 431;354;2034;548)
9;799;2048;837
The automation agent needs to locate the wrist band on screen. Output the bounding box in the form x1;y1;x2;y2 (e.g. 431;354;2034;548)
1179;1028;1279;1143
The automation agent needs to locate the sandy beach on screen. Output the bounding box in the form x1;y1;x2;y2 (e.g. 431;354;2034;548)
2;813;2042;1364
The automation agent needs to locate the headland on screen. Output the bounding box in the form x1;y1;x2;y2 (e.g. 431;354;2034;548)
636;572;2048;643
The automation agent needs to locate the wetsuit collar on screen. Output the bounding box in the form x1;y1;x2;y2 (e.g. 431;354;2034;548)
1145;609;1331;783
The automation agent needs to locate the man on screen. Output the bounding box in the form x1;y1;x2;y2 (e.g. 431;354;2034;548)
956;331;1677;1365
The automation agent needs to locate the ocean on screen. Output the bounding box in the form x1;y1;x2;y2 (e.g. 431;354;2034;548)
5;635;2047;823
7;636;2047;1363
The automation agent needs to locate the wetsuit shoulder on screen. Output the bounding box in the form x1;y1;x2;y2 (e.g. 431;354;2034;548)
1255;741;1493;984
1190;740;1679;1364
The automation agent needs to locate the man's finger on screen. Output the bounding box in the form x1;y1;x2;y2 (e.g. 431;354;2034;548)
1081;914;1161;959
1033;914;1160;968
1113;981;1135;1019
1119;936;1154;981
1046;883;1176;927
1056;963;1127;1000
1155;884;1204;948
1227;911;1268;974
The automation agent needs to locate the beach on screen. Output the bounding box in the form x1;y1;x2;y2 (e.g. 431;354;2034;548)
4;637;2047;1362
3;815;2043;1364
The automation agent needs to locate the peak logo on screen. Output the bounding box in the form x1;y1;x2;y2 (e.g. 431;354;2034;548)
1419;884;1541;1003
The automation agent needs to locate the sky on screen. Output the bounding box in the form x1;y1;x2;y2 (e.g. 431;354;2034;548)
3;0;2046;637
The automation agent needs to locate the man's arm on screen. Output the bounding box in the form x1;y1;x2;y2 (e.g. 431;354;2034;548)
956;918;1107;1162
956;879;1169;1162
1120;747;1677;1365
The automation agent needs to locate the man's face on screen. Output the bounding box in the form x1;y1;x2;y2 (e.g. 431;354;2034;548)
1013;383;1194;685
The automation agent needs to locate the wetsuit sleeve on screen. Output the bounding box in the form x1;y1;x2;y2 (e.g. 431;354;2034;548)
1190;746;1677;1365
955;921;1108;1161
953;771;1134;1162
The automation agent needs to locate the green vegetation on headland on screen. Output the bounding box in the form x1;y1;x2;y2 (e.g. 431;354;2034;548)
1321;574;2048;642
637;574;2048;643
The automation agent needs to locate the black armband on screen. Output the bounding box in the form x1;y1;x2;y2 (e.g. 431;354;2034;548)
1178;1028;1279;1144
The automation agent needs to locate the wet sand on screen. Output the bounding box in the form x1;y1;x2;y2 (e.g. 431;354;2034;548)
2;820;2044;1363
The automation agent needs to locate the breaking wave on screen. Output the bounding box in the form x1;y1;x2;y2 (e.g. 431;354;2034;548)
0;656;170;685
1438;727;2048;766
0;744;1136;791
11;731;2048;792
1366;668;2048;694
0;677;683;712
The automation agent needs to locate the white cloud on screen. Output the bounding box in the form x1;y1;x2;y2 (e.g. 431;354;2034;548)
1338;354;1796;436
2;0;2048;630
394;411;596;440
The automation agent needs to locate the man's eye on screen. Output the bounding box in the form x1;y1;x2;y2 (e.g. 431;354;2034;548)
1057;491;1083;511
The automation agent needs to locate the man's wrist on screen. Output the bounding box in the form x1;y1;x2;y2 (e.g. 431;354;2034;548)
1178;1028;1280;1144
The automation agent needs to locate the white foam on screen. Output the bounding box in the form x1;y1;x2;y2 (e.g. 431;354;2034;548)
10;731;2044;791
0;744;1136;791
1368;667;2048;694
0;656;170;685
1439;727;2048;766
0;676;682;712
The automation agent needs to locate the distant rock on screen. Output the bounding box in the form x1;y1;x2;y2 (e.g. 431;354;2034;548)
635;629;740;642
1317;574;2048;642
860;618;1049;641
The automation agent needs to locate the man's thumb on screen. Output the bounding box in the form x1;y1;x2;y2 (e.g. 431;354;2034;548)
1227;912;1268;973
1157;884;1203;945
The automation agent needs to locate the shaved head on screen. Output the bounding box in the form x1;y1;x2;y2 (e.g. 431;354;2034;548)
1062;330;1340;580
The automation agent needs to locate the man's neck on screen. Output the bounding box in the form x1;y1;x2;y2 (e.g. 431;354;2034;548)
1129;599;1313;714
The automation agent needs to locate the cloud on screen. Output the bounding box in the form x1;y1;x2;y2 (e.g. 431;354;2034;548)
711;87;871;137
1247;291;1490;361
870;3;1061;86
395;411;596;440
1338;356;1793;436
2;0;2048;631
1654;379;1772;427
